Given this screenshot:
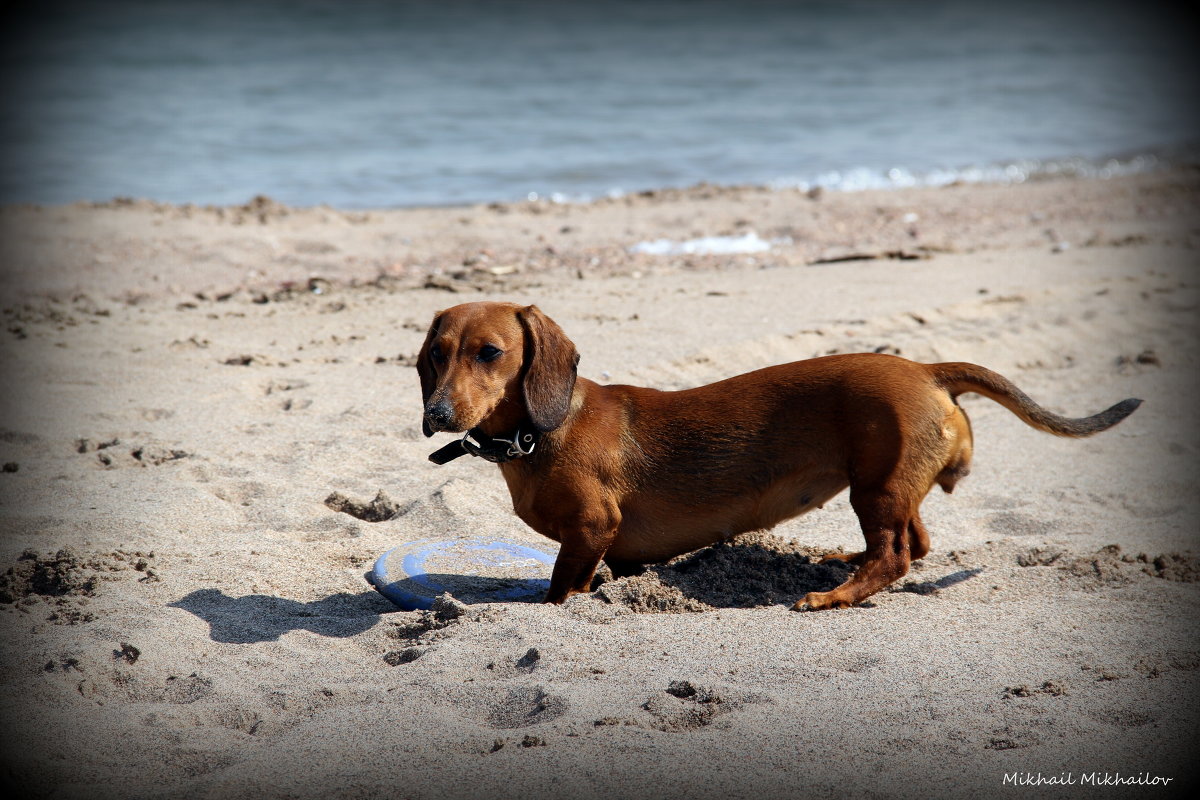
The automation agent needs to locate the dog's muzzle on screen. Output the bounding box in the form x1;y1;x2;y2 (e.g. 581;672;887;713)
423;399;457;433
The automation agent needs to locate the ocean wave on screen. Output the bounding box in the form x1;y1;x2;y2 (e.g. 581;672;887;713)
532;147;1193;207
768;151;1172;194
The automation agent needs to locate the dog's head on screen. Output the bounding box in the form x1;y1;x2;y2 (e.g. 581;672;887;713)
417;302;579;436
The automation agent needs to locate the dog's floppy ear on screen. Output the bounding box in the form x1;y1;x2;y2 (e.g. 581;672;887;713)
416;312;443;437
517;305;579;432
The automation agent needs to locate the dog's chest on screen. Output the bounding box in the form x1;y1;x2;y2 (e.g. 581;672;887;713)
497;464;564;542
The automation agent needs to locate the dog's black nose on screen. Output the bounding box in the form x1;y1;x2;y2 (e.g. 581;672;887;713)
424;399;455;431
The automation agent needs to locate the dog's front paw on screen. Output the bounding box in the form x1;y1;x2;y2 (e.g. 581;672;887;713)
543;587;585;605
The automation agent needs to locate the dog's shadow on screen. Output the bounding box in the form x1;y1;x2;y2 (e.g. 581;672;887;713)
169;588;395;644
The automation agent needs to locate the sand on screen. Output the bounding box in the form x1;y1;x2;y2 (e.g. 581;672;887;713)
1;170;1198;799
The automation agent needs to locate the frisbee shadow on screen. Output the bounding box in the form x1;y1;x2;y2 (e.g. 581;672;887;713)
369;572;551;610
368;538;558;610
169;587;394;644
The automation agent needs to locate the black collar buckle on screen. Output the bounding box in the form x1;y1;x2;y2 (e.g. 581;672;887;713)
428;426;540;465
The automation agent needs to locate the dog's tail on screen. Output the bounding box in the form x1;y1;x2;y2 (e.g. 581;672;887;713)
930;362;1142;437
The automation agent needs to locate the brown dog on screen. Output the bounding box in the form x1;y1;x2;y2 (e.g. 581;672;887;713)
417;301;1140;610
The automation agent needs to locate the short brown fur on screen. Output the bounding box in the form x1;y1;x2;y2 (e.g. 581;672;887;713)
418;302;1141;610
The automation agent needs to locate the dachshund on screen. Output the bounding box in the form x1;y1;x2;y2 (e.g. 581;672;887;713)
417;301;1141;610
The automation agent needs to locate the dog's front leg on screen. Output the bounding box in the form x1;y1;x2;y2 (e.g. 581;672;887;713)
543;507;620;604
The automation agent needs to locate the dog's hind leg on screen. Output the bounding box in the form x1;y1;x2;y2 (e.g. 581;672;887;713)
818;549;867;566
817;507;931;569
795;487;914;610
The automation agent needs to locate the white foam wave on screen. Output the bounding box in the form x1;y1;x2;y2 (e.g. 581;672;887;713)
535;149;1183;207
768;153;1165;194
629;231;791;256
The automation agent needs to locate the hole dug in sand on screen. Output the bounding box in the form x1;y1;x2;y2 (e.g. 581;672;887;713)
595;531;852;612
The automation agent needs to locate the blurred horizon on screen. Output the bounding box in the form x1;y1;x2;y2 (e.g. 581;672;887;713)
1;0;1197;208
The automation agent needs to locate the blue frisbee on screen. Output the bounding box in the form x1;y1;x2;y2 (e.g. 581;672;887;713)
369;538;557;610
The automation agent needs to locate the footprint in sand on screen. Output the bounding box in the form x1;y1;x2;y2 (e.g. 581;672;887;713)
639;680;766;732
984;511;1056;538
485;686;568;730
76;437;190;468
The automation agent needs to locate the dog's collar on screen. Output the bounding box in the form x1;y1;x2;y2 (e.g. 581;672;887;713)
427;426;541;465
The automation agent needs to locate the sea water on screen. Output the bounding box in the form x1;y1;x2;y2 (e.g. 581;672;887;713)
1;0;1195;208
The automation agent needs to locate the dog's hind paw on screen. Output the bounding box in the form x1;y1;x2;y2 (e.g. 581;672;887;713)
793;590;853;611
818;551;865;565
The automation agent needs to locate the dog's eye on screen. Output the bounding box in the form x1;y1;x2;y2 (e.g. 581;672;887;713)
429;343;445;363
478;345;503;362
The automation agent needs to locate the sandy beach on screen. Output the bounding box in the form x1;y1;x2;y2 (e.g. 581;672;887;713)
1;170;1198;798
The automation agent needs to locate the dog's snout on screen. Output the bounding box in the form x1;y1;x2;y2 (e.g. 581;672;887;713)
424;398;456;432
